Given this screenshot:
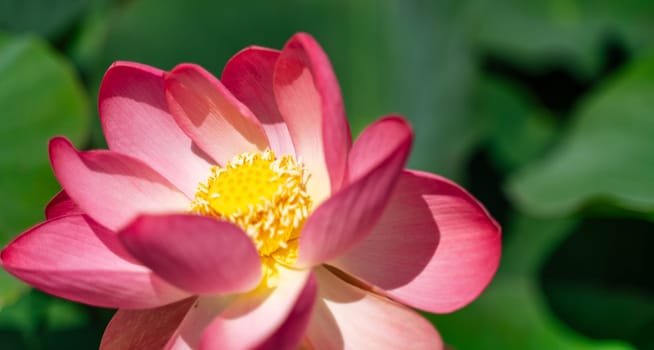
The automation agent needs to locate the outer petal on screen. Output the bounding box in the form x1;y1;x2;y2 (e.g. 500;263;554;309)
100;298;196;350
164;63;269;165
274;33;352;201
99;61;213;197
168;268;312;350
50;137;189;230
297;116;412;266
333;170;502;313
222;47;295;157
119;214;261;295
49;137;189;231
45;190;82;219
303;267;443;349
0;215;188;309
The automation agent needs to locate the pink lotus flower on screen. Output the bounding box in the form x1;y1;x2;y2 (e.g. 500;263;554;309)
0;33;501;349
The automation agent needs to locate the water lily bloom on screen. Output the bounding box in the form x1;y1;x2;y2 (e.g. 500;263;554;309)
0;33;501;349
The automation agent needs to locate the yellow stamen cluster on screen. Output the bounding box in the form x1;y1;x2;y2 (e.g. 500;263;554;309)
191;149;311;286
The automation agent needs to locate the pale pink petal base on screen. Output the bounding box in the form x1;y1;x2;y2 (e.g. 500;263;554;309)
165;63;269;165
49;137;189;231
297;116;412;266
167;268;312;350
100;298;196;350
119;214;261;295
304;267;443;349
333;170;502;313
0;215;188;309
199;268;314;350
274;33;352;201
253;274;317;350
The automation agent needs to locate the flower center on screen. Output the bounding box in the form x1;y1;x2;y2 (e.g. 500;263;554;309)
191;149;312;286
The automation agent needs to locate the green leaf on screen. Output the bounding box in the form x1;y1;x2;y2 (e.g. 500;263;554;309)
44;298;90;332
0;289;47;336
474;76;558;172
0;0;91;40
500;214;577;276
541;217;654;349
0;290;92;349
508;55;654;216
469;0;654;78
0;270;28;311
385;1;481;180
0;33;89;244
546;282;654;345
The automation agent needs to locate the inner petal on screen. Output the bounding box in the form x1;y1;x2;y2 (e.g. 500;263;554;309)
191;150;312;286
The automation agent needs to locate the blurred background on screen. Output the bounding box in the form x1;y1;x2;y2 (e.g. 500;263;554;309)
1;0;653;349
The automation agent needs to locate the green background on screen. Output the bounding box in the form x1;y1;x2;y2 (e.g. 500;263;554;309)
1;0;653;348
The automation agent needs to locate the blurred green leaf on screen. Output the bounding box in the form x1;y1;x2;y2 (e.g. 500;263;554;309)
546;282;654;346
474;76;558;172
469;0;654;78
0;290;93;349
384;1;481;180
508;55;654;216
67;0;117;74
0;33;89;244
541;217;654;349
0;0;91;40
500;214;577;276
432;213;634;350
0;290;47;335
44;298;90;332
0;270;27;312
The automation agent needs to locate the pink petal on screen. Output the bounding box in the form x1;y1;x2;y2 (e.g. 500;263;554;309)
164;63;269;165
119;214;261;295
333;170;502;313
45;190;82;219
297;116;412;266
195;268;313;350
304;267;443;349
253;273;317;350
99;61;213;197
0;215;189;309
100;298;196;350
49;137;189;231
222;47;295;157
274;33;352;201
